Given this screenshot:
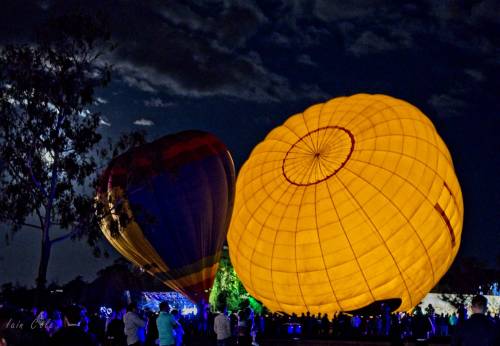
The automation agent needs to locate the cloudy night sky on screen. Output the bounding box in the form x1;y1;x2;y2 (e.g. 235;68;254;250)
0;0;499;286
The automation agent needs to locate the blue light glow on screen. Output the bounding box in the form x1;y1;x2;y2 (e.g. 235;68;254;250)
139;291;198;316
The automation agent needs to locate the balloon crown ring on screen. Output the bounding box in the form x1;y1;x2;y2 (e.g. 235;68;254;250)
282;126;355;186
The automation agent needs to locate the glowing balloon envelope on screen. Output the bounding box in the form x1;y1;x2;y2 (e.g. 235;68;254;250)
228;94;463;314
98;131;235;302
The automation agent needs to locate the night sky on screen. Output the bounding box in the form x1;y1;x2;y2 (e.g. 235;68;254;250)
0;1;499;286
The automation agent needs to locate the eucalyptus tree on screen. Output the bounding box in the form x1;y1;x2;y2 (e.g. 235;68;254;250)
0;14;143;289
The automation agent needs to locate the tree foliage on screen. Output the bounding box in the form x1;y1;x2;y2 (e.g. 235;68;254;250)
434;256;500;294
0;13;144;289
209;247;262;313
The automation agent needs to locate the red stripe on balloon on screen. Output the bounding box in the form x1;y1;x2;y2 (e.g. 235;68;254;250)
435;203;456;248
98;131;229;191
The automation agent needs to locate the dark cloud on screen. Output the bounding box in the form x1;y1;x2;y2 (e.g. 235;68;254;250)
133;118;155;126
266;32;291;47
0;0;497;111
464;69;484;82
313;0;499;60
313;0;382;21
106;1;328;102
99;116;111;127
0;0;326;102
95;97;108;105
296;54;316;66
429;93;467;118
1;0;497;111
144;97;175;108
347;31;398;56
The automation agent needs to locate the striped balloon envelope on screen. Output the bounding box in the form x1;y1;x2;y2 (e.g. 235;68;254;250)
228;94;463;315
97;131;235;302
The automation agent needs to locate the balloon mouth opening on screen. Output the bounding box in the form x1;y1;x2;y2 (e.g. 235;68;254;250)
282;126;355;186
345;298;402;315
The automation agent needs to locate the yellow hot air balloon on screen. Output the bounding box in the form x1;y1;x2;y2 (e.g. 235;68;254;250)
228;94;463;315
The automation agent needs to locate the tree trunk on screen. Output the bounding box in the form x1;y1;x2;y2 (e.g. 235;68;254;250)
36;237;51;290
35;114;62;299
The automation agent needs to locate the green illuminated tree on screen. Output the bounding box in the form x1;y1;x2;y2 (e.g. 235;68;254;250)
210;247;246;311
210;247;263;314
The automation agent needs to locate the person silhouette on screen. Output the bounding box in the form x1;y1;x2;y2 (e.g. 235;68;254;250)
451;295;498;346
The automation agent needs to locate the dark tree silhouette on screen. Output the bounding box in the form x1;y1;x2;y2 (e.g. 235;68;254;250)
0;13;144;290
434;255;500;294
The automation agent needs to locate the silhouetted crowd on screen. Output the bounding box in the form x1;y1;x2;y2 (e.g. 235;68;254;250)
1;299;499;345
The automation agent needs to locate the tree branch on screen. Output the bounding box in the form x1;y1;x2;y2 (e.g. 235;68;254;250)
26;157;49;199
20;223;43;230
50;226;80;245
42;113;64;243
35;207;45;230
50;212;88;245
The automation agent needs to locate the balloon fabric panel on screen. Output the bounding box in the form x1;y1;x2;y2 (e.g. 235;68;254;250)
228;94;463;315
98;131;235;302
127;156;229;270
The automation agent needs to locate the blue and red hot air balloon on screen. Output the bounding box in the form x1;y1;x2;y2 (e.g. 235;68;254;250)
97;131;235;302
